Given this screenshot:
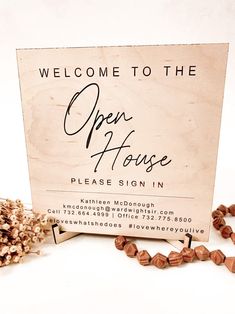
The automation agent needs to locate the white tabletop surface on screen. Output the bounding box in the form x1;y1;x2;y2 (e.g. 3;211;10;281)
0;1;235;314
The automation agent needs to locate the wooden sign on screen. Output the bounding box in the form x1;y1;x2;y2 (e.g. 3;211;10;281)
17;44;228;241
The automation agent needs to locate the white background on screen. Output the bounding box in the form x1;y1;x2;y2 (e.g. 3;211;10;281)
0;1;235;314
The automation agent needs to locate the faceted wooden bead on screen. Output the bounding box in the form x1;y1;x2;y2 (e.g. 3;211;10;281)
181;247;195;262
136;250;151;266
124;242;138;257
194;245;210;261
115;236;127;250
210;250;226;265
213;217;225;230
168;251;183;266
228;204;235;216
151;253;168;269
224;257;235;273
212;210;224;219
217;204;228;216
230;233;235;244
220;225;233;239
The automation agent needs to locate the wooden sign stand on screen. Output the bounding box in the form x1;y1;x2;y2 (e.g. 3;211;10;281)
51;223;192;250
0;198;192;250
16;44;228;246
52;224;80;244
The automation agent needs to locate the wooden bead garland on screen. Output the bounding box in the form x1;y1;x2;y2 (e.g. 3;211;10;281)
212;204;235;243
114;204;235;273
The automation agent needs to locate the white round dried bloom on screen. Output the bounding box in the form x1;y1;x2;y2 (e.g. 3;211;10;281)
19;224;24;231
2;237;8;243
11;228;19;239
11;209;19;215
24;245;30;253
11;220;19;227
22;240;28;246
5;254;12;261
21;225;27;232
12;255;21;263
0;245;9;256
38;231;45;238
40;216;48;226
33;225;41;233
2;223;10;230
10;214;17;221
31;236;38;243
19;231;25;238
16;244;23;253
22;218;29;225
9;245;17;253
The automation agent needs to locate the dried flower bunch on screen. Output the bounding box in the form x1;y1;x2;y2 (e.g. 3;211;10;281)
0;198;50;267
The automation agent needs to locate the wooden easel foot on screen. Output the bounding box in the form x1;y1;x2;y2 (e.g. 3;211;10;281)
51;224;192;250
